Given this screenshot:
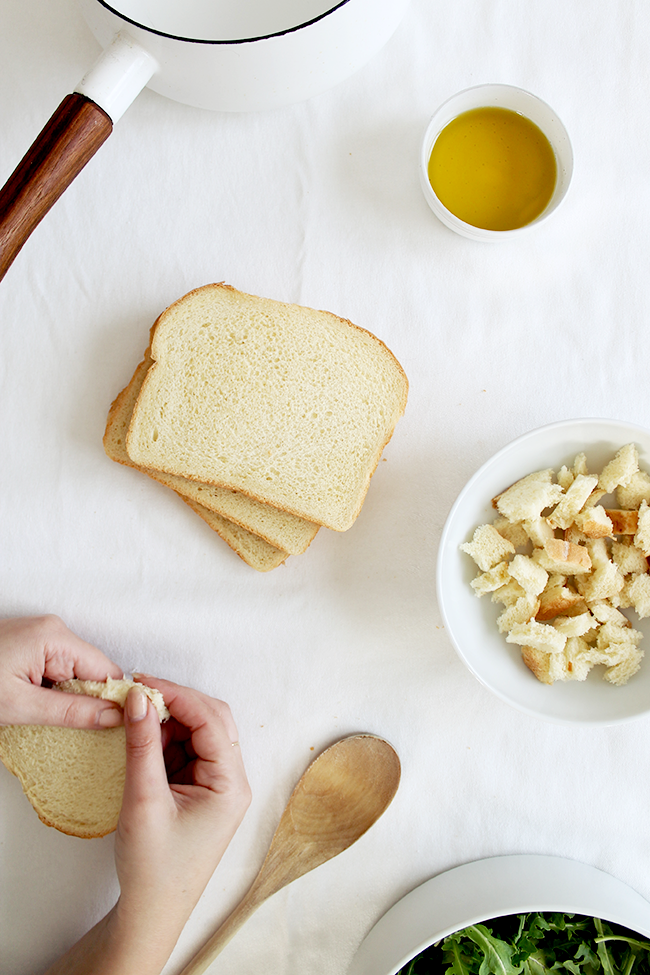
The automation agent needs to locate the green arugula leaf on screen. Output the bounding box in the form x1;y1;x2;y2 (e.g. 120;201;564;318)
399;914;650;975
463;925;521;975
443;938;474;975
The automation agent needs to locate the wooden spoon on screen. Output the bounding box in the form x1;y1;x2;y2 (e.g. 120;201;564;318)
179;733;401;975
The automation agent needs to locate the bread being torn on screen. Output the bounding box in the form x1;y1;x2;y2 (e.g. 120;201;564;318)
461;444;650;686
0;677;168;838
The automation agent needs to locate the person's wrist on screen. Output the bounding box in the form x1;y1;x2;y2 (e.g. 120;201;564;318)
109;888;196;971
42;904;174;975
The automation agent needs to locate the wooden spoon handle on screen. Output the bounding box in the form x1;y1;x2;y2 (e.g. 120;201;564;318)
0;92;112;282
179;888;266;975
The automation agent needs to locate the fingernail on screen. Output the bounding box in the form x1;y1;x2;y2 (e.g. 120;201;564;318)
98;708;123;728
127;686;149;722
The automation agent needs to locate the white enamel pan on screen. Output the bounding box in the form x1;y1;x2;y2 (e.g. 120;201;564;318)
0;0;409;282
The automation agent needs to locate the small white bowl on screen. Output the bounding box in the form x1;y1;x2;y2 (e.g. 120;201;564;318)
348;855;650;975
420;84;573;241
436;418;650;726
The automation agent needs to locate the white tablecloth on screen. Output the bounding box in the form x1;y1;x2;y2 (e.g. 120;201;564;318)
2;2;650;973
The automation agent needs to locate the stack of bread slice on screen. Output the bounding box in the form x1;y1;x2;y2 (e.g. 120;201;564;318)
104;284;408;570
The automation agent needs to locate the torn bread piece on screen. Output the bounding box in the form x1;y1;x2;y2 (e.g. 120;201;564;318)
552;612;598;639
547;474;599;530
619;573;650;619
523;635;596;684
461;524;516;572
56;677;169;720
520;646;559;684
492;516;529;549
536;577;586;621
491;579;528;608
573;505;613;538
575;559;624;603
611;538;648;576
508;554;548;596
598;443;639;494
505;620;567;654
496;595;540;634
617;470;650;510
523;517;556;548
605;650;644;686
534;538;592;575
588;601;630;626
0;678;167;838
470;561;511;596
634;500;650;556
494;470;564;524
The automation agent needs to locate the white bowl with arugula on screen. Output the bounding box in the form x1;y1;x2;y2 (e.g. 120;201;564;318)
436;418;650;726
348;855;650;975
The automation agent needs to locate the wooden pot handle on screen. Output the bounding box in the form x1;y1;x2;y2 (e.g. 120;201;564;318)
0;92;112;282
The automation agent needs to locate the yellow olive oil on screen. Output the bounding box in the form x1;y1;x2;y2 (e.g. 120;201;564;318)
428;106;557;231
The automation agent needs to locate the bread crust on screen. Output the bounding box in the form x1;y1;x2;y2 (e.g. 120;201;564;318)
605;509;638;534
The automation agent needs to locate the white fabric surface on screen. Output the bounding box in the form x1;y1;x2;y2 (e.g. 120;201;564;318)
2;1;650;973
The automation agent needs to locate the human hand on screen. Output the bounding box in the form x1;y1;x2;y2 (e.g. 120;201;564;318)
0;615;124;728
107;677;251;974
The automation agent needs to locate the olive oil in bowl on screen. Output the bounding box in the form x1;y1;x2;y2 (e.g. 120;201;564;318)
427;106;557;232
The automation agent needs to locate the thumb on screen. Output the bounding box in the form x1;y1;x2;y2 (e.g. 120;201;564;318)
122;687;168;807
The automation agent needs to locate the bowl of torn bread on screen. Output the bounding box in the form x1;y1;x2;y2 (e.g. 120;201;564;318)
437;418;650;725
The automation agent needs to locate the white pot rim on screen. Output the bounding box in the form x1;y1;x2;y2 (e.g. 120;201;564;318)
95;0;353;44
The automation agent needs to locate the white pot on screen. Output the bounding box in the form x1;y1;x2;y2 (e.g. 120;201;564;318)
77;0;411;117
0;0;410;281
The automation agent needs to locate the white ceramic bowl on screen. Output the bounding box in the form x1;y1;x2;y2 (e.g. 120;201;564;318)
348;855;650;975
436;418;650;726
420;84;573;241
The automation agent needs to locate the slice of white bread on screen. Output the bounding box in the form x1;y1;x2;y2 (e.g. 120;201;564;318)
0;678;166;838
125;284;409;532
104;347;318;559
